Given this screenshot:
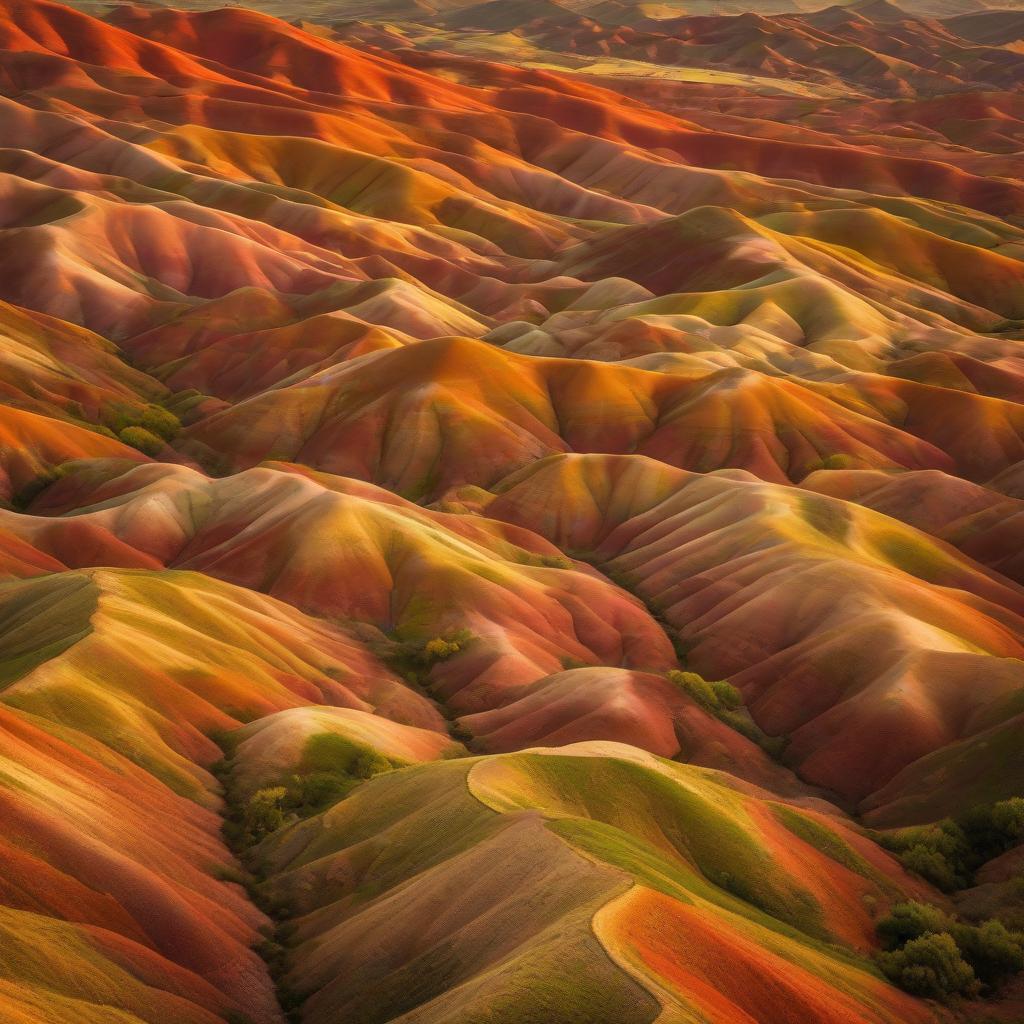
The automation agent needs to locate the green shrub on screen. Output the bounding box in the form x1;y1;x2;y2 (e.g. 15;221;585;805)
11;467;61;509
352;749;391;779
950;920;1024;987
243;787;287;843
81;421;117;439
876;903;1024;996
666;670;782;755
882;799;1024;891
667;670;718;709
960;799;1024;865
379;629;475;679
140;404;181;441
290;771;358;812
710;680;742;710
422;636;461;661
560;656;588;671
877;932;979;1000
538;553;573;569
119;425;164;456
900;843;962;892
993;798;1024;836
877;902;951;950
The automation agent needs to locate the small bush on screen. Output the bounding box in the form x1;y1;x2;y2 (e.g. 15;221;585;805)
960;799;1024;866
379;629;474;679
11;467;61;509
667;670;718;709
993;798;1024;837
560;656;588;671
539;553;573;569
710;679;742;710
877;932;979;1000
877;902;951;950
119;425;164;456
210;863;250;887
140;404;181;441
900;843;961;892
423;636;461;661
106;401;180;438
352;749;391;779
290;771;357;812
950;920;1024;988
243;786;287;844
666;670;782;754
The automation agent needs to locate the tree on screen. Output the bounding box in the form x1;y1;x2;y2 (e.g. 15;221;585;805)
243;786;287;843
900;843;960;891
877;932;979;1000
950;919;1024;987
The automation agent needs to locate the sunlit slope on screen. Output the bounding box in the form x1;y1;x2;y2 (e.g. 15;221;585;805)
0;571;400;1024
178;336;1024;490
3;460;831;791
0;570;439;800
480;453;1024;819
0;702;279;1024
419;0;1024;99
1;0;1021;404
9;453;1024;823
229;705;465;797
804;467;1024;584
0;299;184;501
0;567;465;1024
7;460;677;712
254;743;936;1024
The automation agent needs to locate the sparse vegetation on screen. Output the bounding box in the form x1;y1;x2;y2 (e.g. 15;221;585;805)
423;636;461;661
666;670;785;756
377;629;474;687
10;465;68;509
449;721;474;745
212;728;403;1024
139;404;182;441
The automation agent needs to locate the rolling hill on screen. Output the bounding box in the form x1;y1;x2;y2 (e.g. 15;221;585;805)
1;0;1022;1021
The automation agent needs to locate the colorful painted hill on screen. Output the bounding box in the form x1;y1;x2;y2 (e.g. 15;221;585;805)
0;0;1022;1021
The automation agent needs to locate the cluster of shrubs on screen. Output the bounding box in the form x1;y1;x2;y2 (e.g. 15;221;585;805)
214;733;393;1024
106;402;181;455
666;670;786;757
876;901;1024;1000
668;670;742;713
880;798;1024;891
382;629;473;686
228;734;396;846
